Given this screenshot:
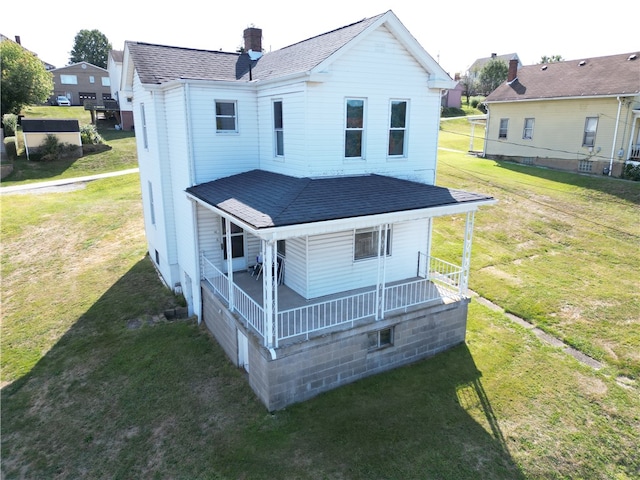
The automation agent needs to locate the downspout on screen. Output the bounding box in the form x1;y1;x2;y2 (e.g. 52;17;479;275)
483;104;490;158
608;97;623;176
184;83;196;186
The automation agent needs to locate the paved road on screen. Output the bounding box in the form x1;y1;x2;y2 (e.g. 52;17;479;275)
0;168;140;194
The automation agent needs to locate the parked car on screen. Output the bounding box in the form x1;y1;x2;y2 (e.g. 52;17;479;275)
56;96;71;106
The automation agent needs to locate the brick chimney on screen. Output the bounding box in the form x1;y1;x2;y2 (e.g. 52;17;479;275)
508;58;518;82
243;27;262;53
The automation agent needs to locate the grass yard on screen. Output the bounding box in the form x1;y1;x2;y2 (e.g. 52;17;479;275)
1;106;138;186
1;116;639;479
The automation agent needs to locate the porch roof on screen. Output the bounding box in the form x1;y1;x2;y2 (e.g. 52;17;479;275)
186;170;494;234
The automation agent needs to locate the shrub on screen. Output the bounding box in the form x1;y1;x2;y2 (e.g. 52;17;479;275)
470;99;479;108
2;114;18;136
621;163;640;181
80;124;104;145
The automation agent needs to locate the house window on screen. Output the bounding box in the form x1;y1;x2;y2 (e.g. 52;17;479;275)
354;227;391;261
388;100;407;156
148;181;155;226
89;75;95;84
222;220;245;260
368;327;394;350
101;77;110;87
215;101;237;132
583;117;598;147
273;100;284;157
345;98;365;158
140;103;148;149
60;74;78;84
523;118;534;139
499;118;508;138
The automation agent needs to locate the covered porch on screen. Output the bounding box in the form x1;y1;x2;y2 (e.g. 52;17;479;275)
187;170;495;349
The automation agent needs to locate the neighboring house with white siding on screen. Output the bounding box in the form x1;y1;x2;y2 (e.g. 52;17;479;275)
107;50;135;130
483;53;640;177
121;10;495;411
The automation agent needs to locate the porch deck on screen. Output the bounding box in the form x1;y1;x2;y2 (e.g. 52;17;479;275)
203;264;463;347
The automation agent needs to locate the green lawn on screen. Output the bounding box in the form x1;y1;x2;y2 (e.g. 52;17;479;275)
1;106;138;186
1;115;639;479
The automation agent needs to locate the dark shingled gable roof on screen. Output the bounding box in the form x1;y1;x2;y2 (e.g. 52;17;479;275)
186;170;494;229
485;52;640;102
126;13;385;85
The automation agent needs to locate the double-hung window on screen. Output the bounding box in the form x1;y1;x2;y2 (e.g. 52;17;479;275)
499;118;509;138
388;100;408;156
354;227;391;261
215;101;237;132
273;100;284;157
583;117;598;147
523;118;534;140
345;98;365;158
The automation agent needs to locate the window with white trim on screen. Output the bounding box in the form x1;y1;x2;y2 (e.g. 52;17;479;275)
354;227;391;261
583;117;598;147
101;77;110;86
215;101;237;132
273;100;284;157
140;103;148;149
60;74;78;84
388;100;408;156
89;76;95;84
148;181;156;225
523;118;534;139
345;98;365;158
499;118;508;138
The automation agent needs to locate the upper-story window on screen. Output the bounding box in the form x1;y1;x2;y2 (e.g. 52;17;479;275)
499;118;509;139
215;101;237;132
89;76;95;84
273;100;284;157
583;117;598;147
523;118;535;140
60;74;77;84
101;77;110;87
388;100;408;156
345;98;365;158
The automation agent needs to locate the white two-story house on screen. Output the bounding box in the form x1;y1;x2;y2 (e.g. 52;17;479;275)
121;10;495;411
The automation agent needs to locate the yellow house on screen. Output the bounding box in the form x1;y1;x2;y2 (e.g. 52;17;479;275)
22;119;82;160
483;52;640;177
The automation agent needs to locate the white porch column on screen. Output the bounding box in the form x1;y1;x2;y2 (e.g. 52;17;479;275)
262;240;278;348
224;218;234;312
375;224;388;320
460;211;475;295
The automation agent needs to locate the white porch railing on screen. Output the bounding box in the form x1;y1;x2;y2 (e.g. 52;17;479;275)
201;252;465;347
630;144;640;160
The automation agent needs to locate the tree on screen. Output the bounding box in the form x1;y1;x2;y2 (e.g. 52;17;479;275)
458;74;478;105
69;29;111;68
478;59;508;95
540;55;564;64
1;40;54;115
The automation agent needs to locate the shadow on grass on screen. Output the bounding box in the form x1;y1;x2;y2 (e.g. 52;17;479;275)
1;257;524;478
495;159;640;204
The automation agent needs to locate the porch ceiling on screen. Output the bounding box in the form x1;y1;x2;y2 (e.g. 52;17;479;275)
186;169;495;236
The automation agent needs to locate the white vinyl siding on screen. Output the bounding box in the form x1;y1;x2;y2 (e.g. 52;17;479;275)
304;221;426;298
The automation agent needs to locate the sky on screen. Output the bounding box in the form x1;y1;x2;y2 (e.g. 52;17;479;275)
1;0;637;77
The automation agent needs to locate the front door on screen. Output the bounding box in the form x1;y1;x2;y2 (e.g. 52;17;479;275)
222;219;247;272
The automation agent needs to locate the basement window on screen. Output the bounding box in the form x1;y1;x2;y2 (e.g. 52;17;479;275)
368;327;394;350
